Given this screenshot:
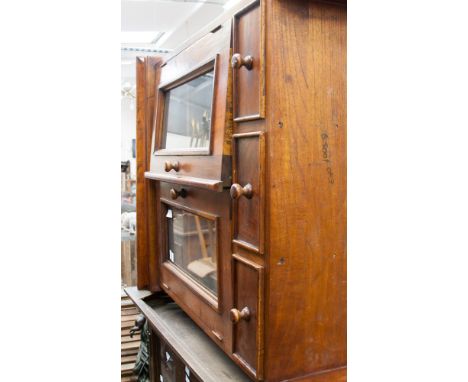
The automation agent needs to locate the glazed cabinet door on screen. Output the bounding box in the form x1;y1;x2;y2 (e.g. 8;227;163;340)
158;184;234;355
147;18;233;187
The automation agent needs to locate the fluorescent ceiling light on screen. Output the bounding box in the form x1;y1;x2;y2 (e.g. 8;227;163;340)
121;31;163;44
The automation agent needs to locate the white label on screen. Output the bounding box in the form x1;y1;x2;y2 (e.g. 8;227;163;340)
185;376;190;382
160;375;164;382
169;250;175;262
166;209;173;218
185;366;190;376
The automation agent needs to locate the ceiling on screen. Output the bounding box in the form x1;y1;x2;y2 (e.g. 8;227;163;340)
121;0;241;90
121;0;240;54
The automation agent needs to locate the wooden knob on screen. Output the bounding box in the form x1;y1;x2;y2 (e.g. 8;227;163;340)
230;183;253;200
164;161;180;172
230;307;250;324
170;188;187;200
231;53;253;70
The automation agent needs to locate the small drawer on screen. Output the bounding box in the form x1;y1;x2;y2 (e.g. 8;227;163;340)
231;254;264;379
160;183;228;212
231;132;265;254
232;0;264;121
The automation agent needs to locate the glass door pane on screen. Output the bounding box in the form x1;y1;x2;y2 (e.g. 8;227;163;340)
161;70;215;151
166;206;218;296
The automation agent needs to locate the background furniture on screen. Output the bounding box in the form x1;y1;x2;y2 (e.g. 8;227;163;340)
122;290;141;381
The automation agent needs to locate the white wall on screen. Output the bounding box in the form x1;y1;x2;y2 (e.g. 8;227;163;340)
121;59;137;179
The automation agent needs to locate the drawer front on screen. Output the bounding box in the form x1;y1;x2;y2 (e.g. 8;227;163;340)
232;132;265;254
233;0;265;121
231;254;264;379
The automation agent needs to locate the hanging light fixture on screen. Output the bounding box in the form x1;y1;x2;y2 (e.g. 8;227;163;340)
121;82;136;111
121;82;136;99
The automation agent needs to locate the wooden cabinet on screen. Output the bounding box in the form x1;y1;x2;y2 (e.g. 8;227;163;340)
135;1;346;381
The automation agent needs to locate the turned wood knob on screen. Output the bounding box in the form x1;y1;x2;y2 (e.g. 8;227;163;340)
230;307;251;324
164;161;180;172
230;183;253;200
231;53;253;70
170;188;187;200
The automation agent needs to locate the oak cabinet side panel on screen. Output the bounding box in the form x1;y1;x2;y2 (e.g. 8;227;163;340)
264;1;347;380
